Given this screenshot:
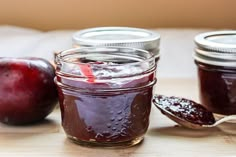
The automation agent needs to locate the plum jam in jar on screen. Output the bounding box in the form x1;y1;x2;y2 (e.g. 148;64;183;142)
72;27;160;61
55;47;157;147
194;31;236;118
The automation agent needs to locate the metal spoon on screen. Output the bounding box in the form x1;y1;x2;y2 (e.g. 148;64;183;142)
153;95;236;129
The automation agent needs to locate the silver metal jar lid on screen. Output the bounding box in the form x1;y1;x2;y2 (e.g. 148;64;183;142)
72;27;160;53
194;30;236;67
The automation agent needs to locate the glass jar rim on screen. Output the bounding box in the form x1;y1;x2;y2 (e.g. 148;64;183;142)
55;46;156;79
56;46;155;65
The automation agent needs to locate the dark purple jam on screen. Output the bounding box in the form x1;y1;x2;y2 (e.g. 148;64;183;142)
197;62;236;115
56;59;155;143
153;95;215;125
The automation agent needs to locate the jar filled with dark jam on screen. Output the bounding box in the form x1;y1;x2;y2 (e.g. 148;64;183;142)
194;31;236;118
72;27;160;61
55;47;157;147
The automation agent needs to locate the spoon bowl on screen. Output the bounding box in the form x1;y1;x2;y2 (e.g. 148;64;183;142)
155;103;206;129
153;95;236;129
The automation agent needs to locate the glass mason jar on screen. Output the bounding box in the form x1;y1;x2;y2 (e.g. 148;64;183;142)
194;31;236;117
54;47;157;147
72;27;160;61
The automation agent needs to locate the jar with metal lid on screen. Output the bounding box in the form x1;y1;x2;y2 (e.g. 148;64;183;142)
194;30;236;117
72;27;160;61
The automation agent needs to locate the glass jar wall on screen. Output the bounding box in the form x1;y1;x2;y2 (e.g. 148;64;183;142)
55;47;157;147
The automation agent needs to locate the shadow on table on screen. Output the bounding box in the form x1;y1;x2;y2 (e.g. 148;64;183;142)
63;136;144;149
149;123;236;138
0;118;59;134
62;138;144;157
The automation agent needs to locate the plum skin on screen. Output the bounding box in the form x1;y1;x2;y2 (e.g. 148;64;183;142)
0;57;58;125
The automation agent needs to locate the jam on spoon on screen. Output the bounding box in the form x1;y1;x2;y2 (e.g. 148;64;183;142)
153;95;216;126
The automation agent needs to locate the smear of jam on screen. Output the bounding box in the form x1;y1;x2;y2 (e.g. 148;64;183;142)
153;95;215;125
75;58;119;83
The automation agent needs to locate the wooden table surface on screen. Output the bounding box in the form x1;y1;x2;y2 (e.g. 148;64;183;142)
0;78;235;157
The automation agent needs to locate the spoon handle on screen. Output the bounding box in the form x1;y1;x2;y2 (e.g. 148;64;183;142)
213;115;236;126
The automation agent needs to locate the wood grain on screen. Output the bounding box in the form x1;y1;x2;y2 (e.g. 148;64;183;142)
0;79;235;157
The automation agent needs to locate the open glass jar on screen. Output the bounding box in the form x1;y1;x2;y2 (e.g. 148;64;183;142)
54;47;157;147
194;31;236;117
